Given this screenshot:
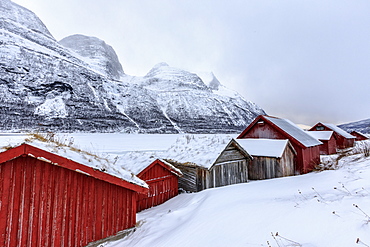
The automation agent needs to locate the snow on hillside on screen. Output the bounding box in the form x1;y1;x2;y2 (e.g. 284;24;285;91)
339;118;370;135
105;141;370;247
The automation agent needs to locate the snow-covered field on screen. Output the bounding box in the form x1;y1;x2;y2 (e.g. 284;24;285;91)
105;151;370;247
1;133;369;246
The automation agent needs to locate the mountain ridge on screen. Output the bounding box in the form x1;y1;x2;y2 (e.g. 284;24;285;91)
0;0;266;133
338;118;370;134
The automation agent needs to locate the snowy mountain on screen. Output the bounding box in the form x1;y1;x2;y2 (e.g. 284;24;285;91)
0;0;265;133
339;118;370;134
59;34;124;80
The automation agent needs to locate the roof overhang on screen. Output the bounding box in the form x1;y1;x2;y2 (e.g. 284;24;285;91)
0;144;148;194
137;159;183;178
238;115;321;149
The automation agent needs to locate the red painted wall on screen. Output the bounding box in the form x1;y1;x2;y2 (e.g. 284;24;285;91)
238;120;320;173
351;131;368;141
310;123;355;149
319;136;337;155
0;156;137;247
137;162;179;212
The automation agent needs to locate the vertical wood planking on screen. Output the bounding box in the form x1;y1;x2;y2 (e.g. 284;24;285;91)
137;162;180;212
0;155;139;247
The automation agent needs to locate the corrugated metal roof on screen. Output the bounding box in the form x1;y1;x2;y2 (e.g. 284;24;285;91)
306;131;334;141
321;123;356;139
265;116;322;147
235;139;290;158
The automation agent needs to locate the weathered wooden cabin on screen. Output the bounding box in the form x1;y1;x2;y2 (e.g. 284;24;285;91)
309;122;355;149
166;161;208;193
235;139;296;180
306;131;337;155
350;131;369;141
136;159;182;212
237;115;322;174
0;143;147;247
165;137;252;192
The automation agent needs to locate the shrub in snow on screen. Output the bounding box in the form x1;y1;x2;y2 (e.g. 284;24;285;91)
353;141;370;157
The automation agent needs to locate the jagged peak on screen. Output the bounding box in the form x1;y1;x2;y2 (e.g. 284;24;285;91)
196;72;221;90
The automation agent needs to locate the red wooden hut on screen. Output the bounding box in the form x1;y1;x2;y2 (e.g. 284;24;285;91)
350;131;369;141
136;159;182;212
309;122;355;149
237;115;322;174
306;131;337;155
0;143;147;247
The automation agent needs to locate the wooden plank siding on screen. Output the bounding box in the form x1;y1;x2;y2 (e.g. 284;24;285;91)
196;168;209;192
169;140;251;192
137;161;179;212
319;138;337;155
0;153;141;247
210;160;248;187
237;115;322;174
248;146;295;180
351;131;369;141
170;163;207;193
309;123;355;149
210;142;250;187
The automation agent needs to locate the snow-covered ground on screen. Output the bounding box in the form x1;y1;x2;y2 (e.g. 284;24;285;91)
104;142;370;247
1;133;369;246
65;133;185;154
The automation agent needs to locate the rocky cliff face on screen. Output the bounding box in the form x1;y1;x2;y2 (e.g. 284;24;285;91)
59;34;124;80
0;0;265;133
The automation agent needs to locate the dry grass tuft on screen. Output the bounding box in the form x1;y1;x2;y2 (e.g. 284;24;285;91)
316;141;370;171
26;132;109;164
1;144;15;151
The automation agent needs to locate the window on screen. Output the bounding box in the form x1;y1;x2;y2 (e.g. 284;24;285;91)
316;126;325;131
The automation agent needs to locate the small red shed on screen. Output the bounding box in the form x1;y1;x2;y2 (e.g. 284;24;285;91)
306;131;337;155
350;131;369;141
136;159;182;212
0;143;148;247
309;123;355;149
237;115;322;174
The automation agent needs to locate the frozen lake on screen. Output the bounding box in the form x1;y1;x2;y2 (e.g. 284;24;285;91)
0;133;238;154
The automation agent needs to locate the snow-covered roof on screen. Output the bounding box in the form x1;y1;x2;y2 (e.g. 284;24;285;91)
116;152;182;176
113;135;243;172
0;134;148;188
157;159;183;176
235;139;293;158
320;123;356;139
264;116;323;147
350;131;369;139
164;134;240;169
306;131;334;141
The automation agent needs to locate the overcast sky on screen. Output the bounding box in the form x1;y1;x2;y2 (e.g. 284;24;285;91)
12;0;370;126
